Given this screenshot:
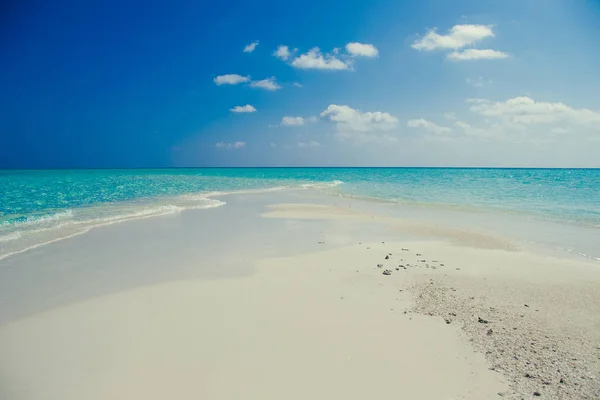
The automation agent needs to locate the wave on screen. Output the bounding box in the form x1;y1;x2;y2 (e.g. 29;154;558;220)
0;197;227;262
1;181;341;261
0;209;74;228
0;232;21;242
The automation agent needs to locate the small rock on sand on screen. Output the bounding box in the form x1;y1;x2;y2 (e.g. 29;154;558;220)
377;264;383;268
383;270;392;275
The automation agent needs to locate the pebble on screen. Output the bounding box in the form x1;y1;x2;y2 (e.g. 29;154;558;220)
383;270;392;276
385;255;389;260
377;264;383;268
478;317;489;324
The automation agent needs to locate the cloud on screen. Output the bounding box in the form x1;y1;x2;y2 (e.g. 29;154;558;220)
454;121;472;130
214;74;250;85
293;82;303;88
466;77;486;88
321;104;399;132
345;42;379;57
407;119;452;134
243;41;259;53
291;48;352;70
443;112;457;120
468;96;600;126
448;49;509;61
215;141;246;150
298;140;321;148
453;121;490;138
249;77;282;91
412;24;494;51
230;105;257;113
281;116;305;126
273;45;294;61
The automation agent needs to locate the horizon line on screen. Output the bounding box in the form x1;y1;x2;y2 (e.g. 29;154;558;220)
2;166;600;171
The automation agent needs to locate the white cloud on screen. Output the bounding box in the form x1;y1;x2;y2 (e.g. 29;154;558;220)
453;121;490;138
293;82;303;88
243;41;259;53
466;77;485;88
298;140;321;148
230;104;257;113
407;119;452;134
307;115;318;123
321;104;399;132
281;116;305;126
448;49;509;61
412;24;495;51
214;74;250;85
291;48;352;70
454;121;472;130
250;77;282;91
333;47;341;54
443;112;457;120
273;45;294;61
469;96;600;126
345;42;379;57
215;141;246;150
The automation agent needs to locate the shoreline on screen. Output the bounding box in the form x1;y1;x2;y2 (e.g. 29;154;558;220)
0;192;599;399
2;185;600;263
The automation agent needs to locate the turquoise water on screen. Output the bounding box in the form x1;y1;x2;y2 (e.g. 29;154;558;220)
1;168;599;260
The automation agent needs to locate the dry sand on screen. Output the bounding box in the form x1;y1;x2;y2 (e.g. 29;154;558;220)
1;200;598;399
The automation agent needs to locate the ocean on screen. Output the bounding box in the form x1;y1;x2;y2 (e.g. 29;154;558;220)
1;168;599;261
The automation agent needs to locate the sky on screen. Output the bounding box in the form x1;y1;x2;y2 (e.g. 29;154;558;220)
1;0;600;168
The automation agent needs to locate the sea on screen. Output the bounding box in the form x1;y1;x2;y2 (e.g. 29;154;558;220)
1;168;599;261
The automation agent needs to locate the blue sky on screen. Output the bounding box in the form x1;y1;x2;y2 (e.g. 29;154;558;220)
1;0;600;168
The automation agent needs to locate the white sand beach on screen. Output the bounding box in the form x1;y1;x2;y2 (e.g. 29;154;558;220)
0;191;598;399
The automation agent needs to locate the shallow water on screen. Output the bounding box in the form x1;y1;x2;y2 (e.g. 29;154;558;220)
1;168;599;260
